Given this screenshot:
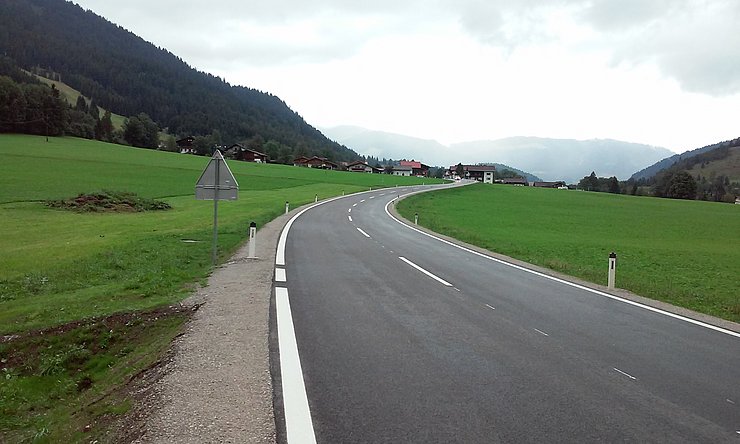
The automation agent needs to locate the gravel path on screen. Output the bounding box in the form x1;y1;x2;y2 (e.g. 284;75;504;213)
115;208;299;443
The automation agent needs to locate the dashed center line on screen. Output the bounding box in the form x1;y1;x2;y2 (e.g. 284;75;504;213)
352;203;358;207
369;196;375;199
485;304;496;310
356;227;371;238
348;215;353;222
360;199;365;203
399;257;453;287
348;208;351;213
275;268;286;282
534;328;549;337
613;367;637;380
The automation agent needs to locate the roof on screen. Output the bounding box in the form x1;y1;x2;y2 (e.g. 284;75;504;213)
399;160;429;169
228;143;267;157
392;165;413;171
450;165;496;172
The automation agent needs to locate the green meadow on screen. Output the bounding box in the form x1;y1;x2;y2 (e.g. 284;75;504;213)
0;134;441;442
398;183;740;323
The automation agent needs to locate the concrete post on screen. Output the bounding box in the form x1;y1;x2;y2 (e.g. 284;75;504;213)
608;252;617;289
248;221;257;258
414;213;418;225
285;201;289;214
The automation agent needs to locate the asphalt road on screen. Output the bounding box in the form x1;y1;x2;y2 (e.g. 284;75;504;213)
274;184;740;443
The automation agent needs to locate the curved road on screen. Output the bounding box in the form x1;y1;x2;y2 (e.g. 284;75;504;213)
272;184;740;443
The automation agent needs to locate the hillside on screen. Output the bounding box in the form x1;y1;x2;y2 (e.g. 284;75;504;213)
0;0;358;161
631;138;740;181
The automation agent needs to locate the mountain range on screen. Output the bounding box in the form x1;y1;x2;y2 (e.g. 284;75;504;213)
321;126;673;183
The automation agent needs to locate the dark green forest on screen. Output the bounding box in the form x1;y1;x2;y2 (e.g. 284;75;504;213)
0;0;360;162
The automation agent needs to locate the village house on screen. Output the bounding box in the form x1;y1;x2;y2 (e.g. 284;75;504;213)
223;144;269;163
346;161;381;173
293;156;339;170
532;181;566;188
501;177;528;186
391;165;413;176
399;160;430;177
176;136;197;154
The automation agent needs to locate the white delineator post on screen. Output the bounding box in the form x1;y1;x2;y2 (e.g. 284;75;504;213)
414;212;418;225
248;221;257;259
315;194;318;203
608;252;617;289
285;201;289;214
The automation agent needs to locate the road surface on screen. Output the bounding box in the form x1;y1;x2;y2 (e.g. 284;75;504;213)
272;184;740;443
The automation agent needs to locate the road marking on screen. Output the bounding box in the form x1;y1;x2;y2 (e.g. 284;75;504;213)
348;215;352;222
383;199;740;339
726;399;735;404
534;328;549;337
399;257;453;287
348;208;351;213
360;199;365;203
369;196;375;199
356;227;371;238
613;367;637;380
485;304;496;310
275;268;286;282
352;203;358;207
275;287;317;444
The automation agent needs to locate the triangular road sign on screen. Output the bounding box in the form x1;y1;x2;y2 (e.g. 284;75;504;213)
195;150;239;200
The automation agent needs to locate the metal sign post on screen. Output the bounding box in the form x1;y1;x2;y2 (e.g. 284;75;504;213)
195;150;239;265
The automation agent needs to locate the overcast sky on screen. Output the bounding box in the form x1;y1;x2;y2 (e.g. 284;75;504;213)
73;0;739;153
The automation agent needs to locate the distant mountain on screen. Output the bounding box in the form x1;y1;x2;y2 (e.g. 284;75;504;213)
321;126;451;164
323;126;671;183
0;0;359;161
630;138;739;181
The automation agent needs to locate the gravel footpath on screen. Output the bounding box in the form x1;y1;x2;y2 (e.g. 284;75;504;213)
113;207;301;443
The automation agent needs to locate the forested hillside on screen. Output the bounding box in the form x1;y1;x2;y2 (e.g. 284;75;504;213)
0;0;359;161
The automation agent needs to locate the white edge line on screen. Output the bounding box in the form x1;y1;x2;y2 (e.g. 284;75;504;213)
383;199;740;339
275;268;286;282
613;367;638;380
399;256;453;287
275;287;317;444
356;227;371;238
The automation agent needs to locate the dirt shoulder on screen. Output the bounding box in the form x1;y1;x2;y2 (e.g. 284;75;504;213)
112;208;300;443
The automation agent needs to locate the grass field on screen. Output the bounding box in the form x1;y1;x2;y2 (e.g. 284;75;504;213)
397;183;740;323
0;134;442;442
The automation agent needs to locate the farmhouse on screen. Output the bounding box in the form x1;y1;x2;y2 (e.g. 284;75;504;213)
501;178;528;186
177;136;197;154
223;144;269;163
293;156;339;170
346;161;381;173
532;181;566;188
399;160;430;177
448;165;496;183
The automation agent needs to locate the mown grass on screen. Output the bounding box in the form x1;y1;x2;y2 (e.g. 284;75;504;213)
397;183;740;322
0;134;443;441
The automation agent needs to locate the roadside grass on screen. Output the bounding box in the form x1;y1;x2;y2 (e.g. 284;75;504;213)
397;183;740;323
0;134;443;441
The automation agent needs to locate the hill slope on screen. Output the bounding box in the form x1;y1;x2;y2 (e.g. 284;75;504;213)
0;0;358;161
630;138;740;181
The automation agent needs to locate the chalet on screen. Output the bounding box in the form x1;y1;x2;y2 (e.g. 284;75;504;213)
346;161;381;173
391;165;413;176
399;160;430;177
293;156;339;170
501;177;528;186
177;136;197;154
224;144;269;163
448;165;496;183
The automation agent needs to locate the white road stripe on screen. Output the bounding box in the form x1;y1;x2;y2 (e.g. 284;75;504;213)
399;257;453;287
348;208;351;213
275;268;286;282
348;215;353;222
383;199;740;339
534;328;549;337
353;203;358;207
369;196;375;199
360;199;365;203
276;287;317;443
613;367;637;380
485;304;496;310
356;227;371;238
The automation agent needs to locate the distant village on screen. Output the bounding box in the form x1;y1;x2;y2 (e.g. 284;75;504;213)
177;137;567;188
